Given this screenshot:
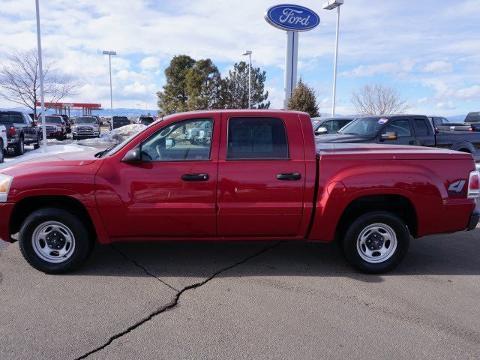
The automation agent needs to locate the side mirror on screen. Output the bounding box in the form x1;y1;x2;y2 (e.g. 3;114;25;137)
314;127;328;136
381;132;398;141
122;147;142;163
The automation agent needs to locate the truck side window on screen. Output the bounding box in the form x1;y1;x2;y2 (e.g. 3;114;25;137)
414;119;430;136
141;118;213;161
227;117;288;160
382;120;411;137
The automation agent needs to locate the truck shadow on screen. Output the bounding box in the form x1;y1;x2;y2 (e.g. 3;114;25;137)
75;229;480;282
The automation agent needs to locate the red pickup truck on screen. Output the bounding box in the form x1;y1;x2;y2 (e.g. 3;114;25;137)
0;110;478;274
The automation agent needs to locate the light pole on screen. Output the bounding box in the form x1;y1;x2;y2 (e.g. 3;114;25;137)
323;0;344;117
242;51;252;109
35;0;47;149
102;50;117;111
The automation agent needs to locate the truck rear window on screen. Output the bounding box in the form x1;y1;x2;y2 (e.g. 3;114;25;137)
227;117;288;160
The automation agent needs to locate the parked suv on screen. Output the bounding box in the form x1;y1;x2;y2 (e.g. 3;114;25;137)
110;116;130;130
44;116;67;140
71;116;101;139
0;110;41;155
137;115;155;126
0;124;6;163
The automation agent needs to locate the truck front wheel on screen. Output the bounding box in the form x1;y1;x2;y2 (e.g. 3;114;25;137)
342;211;410;274
19;208;93;274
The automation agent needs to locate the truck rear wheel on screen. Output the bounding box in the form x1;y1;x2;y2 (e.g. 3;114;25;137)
342;211;410;274
19;208;93;274
15;137;24;156
0;139;4;163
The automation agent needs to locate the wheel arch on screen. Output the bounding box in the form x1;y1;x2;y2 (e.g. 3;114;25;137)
10;196;97;242
335;194;418;242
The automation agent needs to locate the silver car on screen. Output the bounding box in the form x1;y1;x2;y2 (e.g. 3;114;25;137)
71;116;101;139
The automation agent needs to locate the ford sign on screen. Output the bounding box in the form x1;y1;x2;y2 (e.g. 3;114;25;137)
265;4;320;32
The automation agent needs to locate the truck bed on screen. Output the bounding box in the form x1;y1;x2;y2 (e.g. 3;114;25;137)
315;142;473;160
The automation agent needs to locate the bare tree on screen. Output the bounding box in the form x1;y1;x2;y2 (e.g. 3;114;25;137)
0;50;77;116
351;84;408;115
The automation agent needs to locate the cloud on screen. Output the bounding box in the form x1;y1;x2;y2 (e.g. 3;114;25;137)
140;56;161;71
340;60;416;78
422;61;453;73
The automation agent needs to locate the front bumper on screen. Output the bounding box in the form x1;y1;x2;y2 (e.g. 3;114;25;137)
0;203;14;242
467;210;480;231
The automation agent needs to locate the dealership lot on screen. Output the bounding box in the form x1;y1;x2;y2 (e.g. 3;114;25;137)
1;229;480;360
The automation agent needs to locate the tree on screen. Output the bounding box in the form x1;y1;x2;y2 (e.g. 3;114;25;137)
0;50;77;116
185;59;223;110
287;79;319;117
157;55;195;114
351;84;408;115
221;61;270;109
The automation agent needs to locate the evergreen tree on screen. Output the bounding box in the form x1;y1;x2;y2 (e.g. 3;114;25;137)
288;80;319;117
221;61;270;109
157;55;195;114
185;59;222;110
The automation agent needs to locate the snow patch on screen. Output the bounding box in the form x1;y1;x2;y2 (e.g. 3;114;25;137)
78;124;146;147
1;144;94;169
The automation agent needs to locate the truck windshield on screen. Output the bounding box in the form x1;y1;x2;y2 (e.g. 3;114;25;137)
45;116;63;124
338;117;385;136
75;117;96;124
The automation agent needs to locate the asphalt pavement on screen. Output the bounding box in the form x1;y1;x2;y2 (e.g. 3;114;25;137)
1;229;480;360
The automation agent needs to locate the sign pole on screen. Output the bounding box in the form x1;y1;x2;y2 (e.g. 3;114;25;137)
284;31;299;109
35;0;47;150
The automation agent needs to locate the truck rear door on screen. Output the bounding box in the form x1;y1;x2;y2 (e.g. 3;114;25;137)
217;113;306;237
412;116;436;147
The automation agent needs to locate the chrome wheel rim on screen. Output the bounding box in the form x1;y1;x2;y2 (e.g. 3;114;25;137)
356;223;397;264
32;221;76;263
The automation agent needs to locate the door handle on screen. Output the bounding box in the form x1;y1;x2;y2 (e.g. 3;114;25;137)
276;173;302;181
181;173;209;181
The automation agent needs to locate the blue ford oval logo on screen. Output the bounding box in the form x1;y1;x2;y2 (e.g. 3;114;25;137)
265;4;320;32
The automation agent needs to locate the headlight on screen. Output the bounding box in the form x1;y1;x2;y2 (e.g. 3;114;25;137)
0;174;13;202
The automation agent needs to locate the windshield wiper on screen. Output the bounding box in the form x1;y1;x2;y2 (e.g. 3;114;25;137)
95;144;116;158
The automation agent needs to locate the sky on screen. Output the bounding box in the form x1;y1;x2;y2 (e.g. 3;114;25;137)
0;0;479;116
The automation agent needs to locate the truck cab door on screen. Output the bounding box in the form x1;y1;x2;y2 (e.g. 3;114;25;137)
412;117;435;147
379;119;415;145
217;114;306;238
96;115;220;239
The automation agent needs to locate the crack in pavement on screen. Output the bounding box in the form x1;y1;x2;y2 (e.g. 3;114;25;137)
111;245;179;292
75;241;281;360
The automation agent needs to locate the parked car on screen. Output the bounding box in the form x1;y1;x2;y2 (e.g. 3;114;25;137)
429;116;473;132
138;115;155;126
0;110;478;274
465;112;480;123
312;117;354;135
0;110;41;155
0;124;6;163
53;114;71;133
185;120;212;145
44;116;67;140
71;116;101;139
319;114;480;156
110;116;131;130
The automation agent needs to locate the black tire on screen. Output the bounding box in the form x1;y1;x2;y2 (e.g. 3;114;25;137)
19;208;93;274
33;134;41;149
0;139;4;163
342;211;410;274
15;137;24;156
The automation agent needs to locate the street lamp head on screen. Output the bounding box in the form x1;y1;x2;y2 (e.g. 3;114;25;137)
242;50;252;56
102;50;117;56
323;0;344;10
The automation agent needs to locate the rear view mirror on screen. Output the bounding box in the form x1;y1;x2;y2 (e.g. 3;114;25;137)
315;127;328;136
381;132;398;141
122;147;142;163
